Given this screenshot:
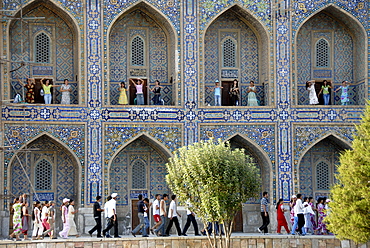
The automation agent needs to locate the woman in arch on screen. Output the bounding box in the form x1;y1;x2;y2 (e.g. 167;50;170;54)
318;80;332;105
118;81;128;105
306;80;319;105
276;198;290;234
148;80;163;105
334;81;351;105
316;197;328;235
130;78;145;105
41;78;60;104
67;200;79;237
247;81;259;106
230;79;240;106
18;77;35;103
60;79;72;104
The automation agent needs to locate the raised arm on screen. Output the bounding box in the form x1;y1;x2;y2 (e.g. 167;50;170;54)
129;78;137;86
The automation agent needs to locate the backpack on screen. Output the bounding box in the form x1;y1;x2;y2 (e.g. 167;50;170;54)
14;94;22;103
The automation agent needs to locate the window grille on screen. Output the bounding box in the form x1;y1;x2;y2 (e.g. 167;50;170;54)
35;33;50;63
35;159;52;190
222;38;236;68
132;159;146;189
131;36;144;66
316;161;329;190
315;38;329;67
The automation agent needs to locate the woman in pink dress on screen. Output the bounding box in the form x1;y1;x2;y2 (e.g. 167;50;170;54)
316;197;328;235
308;197;317;234
59;198;70;238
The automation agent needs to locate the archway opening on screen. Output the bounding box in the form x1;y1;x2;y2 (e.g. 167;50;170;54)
108;2;177;106
298;135;351;199
227;134;271;233
295;5;366;106
9;0;79;104
203;5;270;107
108;135;170;235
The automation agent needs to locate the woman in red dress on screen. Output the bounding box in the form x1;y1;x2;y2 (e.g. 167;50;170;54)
18;78;35;103
276;198;290;234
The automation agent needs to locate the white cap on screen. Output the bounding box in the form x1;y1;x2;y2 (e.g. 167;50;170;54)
111;193;118;198
63;198;70;203
215;79;219;83
291;195;297;198
326;199;331;203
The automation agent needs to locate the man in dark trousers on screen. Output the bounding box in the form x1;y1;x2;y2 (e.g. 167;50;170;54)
257;191;270;234
165;195;182;236
131;194;148;237
103;193;120;238
89;196;104;237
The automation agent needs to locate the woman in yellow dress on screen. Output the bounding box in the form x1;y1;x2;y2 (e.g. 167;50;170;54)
118;81;128;105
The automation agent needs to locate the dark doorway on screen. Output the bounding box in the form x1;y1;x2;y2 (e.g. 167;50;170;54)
34;78;54;104
222;81;233;106
129;78;148;105
314;81;332;105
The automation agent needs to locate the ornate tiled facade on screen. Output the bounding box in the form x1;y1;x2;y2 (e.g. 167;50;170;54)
0;0;368;235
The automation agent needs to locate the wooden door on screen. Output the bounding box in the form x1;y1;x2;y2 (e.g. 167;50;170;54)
232;209;243;232
222;81;233;106
129;79;148;105
132;200;139;229
314;81;324;105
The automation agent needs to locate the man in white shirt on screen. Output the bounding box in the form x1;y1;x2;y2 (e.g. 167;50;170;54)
292;194;306;236
154;194;168;236
102;193;120;238
165;195;182;236
150;194;161;234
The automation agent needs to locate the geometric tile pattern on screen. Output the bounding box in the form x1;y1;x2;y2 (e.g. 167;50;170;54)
1;0;369;210
9;135;78;207
109;137;169;206
204;11;259;106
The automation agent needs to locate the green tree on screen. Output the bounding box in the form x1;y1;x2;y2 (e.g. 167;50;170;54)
166;139;261;248
327;104;370;244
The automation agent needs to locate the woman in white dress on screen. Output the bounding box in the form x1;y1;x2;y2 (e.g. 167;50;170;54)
60;79;72;104
67;200;79;237
306;80;319;105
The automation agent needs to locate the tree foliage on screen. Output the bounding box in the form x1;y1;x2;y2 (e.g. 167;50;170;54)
166;139;261;248
327;103;370;244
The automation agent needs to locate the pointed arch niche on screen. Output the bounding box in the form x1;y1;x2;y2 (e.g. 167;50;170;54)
8;0;80;104
107;1;178;106
107;134;171;207
8;134;81;206
226;134;272;197
202;5;270;107
294;5;367;106
297;134;351;199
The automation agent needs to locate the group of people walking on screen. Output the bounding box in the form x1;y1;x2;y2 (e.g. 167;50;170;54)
9;195;79;241
257;192;331;236
17;78;72;104
88;193;200;239
306;79;351;105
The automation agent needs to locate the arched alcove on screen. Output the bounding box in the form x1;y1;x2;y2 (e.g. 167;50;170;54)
295;4;367;106
107;134;170;235
202;4;270;107
8;134;80;206
107;1;177;106
9;0;80;104
297;134;351;199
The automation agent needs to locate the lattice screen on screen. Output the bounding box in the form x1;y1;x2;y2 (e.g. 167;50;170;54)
222;38;236;68
132;159;146;189
316;161;329;190
35;33;50;63
131;36;144;66
315;38;329;67
35;158;52;190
